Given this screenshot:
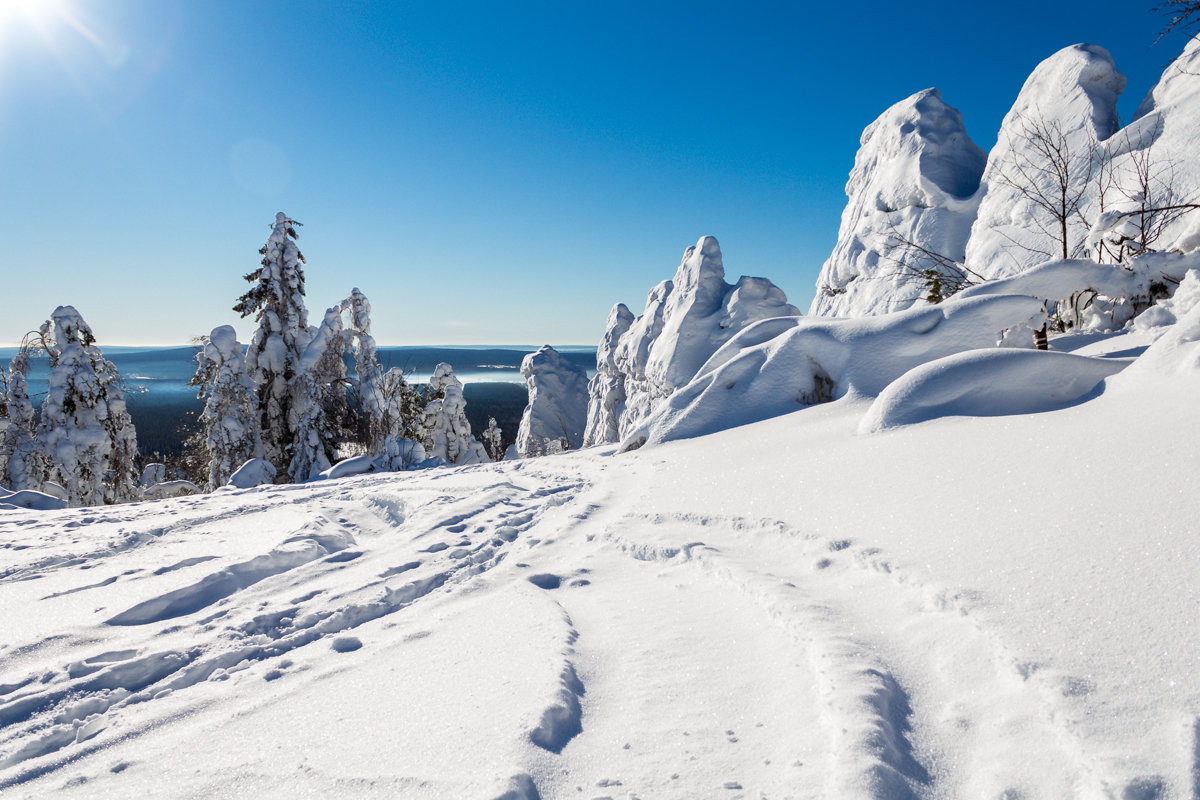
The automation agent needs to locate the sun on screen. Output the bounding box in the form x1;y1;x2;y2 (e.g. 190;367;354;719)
0;0;66;29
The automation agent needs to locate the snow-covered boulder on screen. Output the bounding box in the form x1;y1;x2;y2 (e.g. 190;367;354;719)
588;236;800;445
227;458;277;489
965;44;1126;279
582;304;634;447
811;88;986;317
620;293;1046;449
859;349;1127;433
516;345;589;457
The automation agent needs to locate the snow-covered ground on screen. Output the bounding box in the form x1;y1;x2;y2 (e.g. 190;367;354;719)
2;320;1198;799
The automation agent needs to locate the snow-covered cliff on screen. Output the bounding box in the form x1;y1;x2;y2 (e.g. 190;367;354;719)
965;44;1126;279
516;345;589;457
811;88;986;317
584;236;800;445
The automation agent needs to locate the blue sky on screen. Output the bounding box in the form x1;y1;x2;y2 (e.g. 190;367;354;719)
0;0;1193;346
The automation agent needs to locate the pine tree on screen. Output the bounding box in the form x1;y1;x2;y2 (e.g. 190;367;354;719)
236;212;311;478
37;307;139;506
482;416;503;461
190;325;263;489
418;363;489;465
2;346;47;491
289;301;351;481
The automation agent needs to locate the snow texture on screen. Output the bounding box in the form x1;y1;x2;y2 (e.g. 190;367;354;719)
0;488;66;511
811;88;986;317
965;44;1126;279
586;236;799;445
621;292;1046;449
226;458;277;489
516;346;589;457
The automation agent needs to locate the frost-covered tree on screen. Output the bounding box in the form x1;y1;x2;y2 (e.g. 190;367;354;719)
482;416;503;461
418;363;489;465
289;300;353;482
190;325;263;489
37;307;138;506
235;212;312;477
1;346;47;491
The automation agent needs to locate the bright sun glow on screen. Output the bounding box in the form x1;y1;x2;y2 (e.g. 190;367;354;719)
0;0;67;33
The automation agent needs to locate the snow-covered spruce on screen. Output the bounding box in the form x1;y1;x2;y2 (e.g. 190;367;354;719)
235;212;312;478
620;291;1046;450
965;44;1126;280
811;88;987;317
515;345;589;458
191;326;263;490
1;348;45;492
582;303;634;448
289;301;353;483
482;416;503;462
585;236;799;446
36;306;139;506
418;363;489;466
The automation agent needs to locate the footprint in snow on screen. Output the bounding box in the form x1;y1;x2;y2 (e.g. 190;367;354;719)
527;573;561;590
331;636;362;653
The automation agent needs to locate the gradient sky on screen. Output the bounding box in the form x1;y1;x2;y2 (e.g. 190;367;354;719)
0;0;1193;346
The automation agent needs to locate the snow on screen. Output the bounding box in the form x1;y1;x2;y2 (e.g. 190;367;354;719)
587;236;799;445
4;334;1200;797
619;292;1045;450
226;458;276;489
965;44;1126;279
858;348;1128;433
811;88;986;317
515;345;589;457
0;488;65;511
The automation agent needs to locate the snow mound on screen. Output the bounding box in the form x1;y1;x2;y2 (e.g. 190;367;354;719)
226;458;277;489
589;236;800;445
859;349;1127;433
621;293;1046;449
0;488;67;511
516;345;589;457
1120;275;1200;379
811;88;986;317
966;44;1126;279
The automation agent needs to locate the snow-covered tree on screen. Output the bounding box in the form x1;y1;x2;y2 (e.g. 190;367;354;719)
289;300;353;482
1;347;47;491
418;363;489;465
190;325;263;489
235;212;312;477
482;416;503;461
37;307;138;506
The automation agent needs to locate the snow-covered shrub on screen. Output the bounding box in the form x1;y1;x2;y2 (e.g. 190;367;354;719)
516;345;588;458
191;325;264;490
37;307;139;506
418;363;488;465
235;212;312;477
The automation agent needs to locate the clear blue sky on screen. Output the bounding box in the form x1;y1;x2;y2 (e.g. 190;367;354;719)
0;0;1193;346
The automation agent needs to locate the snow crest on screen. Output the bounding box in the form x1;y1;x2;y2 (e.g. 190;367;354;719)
811;88;986;317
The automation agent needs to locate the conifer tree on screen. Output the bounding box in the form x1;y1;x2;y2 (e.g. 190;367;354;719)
190;325;263;489
235;212;312;477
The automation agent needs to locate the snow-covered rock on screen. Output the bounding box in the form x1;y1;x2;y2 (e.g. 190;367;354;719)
516;345;589;457
811;88;986;317
582;304;634;448
859;349;1127;433
0;488;67;511
589;236;800;445
965;44;1126;279
621;292;1046;449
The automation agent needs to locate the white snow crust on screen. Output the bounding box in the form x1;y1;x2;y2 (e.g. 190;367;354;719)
811;88;986;317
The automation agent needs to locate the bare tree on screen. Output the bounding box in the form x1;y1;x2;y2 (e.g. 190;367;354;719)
991;111;1099;264
880;224;988;304
1155;0;1200;41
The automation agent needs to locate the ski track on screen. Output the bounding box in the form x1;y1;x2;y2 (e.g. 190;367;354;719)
0;457;1187;798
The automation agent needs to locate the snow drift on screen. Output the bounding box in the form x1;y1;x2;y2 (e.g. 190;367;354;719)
621;292;1046;450
811;88;986;317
